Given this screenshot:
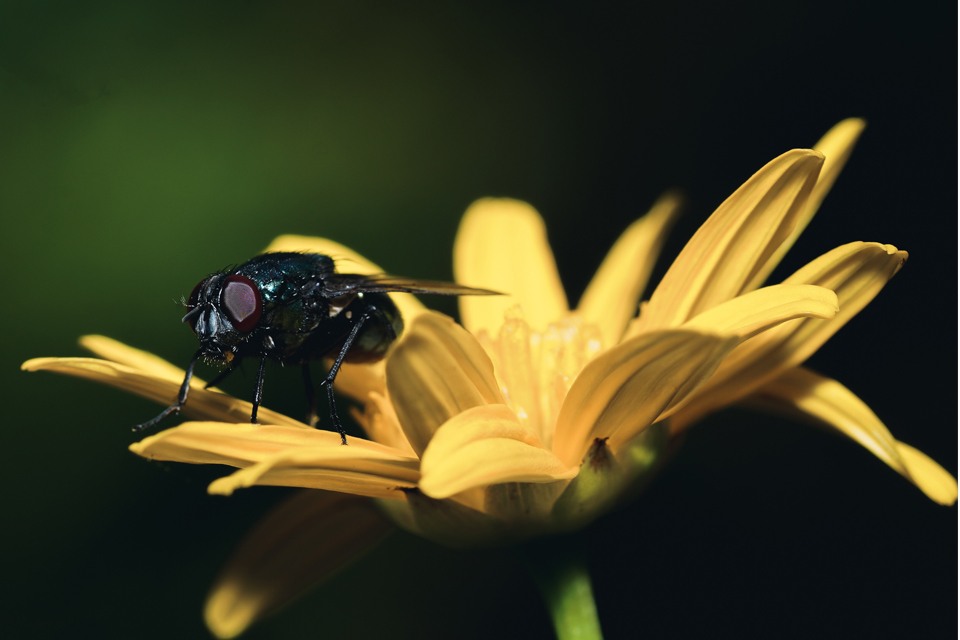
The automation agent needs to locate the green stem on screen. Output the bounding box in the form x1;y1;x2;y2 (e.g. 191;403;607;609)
519;536;604;640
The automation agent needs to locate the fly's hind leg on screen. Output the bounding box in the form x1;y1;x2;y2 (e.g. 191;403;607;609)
320;311;370;445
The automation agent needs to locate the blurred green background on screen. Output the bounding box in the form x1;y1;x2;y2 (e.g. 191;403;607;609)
2;1;954;638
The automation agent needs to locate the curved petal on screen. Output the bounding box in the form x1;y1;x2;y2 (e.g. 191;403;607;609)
894;443;959;507
552;330;740;467
207;448;419;499
78;332;383;420
385;311;504;456
130;422;419;498
205;490;392;639
330;361;386;402
631;149;824;333
79;335;209;386
264;234;426;324
22;357;305;428
746;119;867;290
577;191;682;348
418;405;576;499
454;198;568;334
671;242;907;429
682;284;839;342
742;367;957;505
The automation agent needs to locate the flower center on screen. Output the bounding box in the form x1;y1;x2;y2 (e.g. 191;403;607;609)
474;307;603;449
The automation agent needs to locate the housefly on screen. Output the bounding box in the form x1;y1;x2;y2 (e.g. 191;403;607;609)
135;252;498;444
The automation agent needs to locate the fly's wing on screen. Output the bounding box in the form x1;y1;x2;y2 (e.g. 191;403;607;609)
323;274;501;297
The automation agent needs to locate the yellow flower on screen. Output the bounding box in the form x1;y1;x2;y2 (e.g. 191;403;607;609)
23;119;956;638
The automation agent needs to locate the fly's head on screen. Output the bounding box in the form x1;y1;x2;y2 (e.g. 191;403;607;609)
182;274;263;366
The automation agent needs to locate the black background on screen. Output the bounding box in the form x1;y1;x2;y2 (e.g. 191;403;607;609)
1;1;955;639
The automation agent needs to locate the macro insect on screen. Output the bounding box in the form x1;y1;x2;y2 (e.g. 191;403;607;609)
135;251;498;443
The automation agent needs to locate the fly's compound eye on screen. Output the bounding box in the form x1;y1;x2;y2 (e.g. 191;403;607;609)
187;279;205;307
221;275;262;332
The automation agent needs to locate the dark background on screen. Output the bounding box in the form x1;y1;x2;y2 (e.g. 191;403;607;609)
1;1;955;638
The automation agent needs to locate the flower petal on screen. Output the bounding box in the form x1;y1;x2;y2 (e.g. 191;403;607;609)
743;367;957;505
80;331;382;415
79;334;209;385
746;119;867;290
385;311;504;456
129;422;420;498
671;242;907;429
894;443;959;507
552;330;740;467
204;490;392;639
631;149;824;333
454;198;568;334
264;234;426;323
22;357;305;428
418;405;576;499
682;284;839;342
577;191;682;348
207;448;419;499
331;361;386;402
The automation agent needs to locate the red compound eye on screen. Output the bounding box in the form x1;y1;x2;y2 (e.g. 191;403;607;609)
187;279;205;307
221;275;262;332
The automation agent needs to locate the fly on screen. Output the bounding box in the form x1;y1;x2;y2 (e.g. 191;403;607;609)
135;252;498;444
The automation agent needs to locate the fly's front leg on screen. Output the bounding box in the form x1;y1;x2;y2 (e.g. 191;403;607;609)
133;349;202;431
250;355;267;424
321;311;370;445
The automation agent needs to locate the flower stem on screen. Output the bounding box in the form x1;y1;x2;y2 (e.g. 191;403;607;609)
519;535;604;640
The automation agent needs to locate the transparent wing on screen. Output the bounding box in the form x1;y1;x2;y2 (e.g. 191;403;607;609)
324;274;500;297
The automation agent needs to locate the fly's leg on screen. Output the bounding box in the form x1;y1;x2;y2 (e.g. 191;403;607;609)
321;311;369;445
133;349;201;431
250;355;267;424
302;362;319;427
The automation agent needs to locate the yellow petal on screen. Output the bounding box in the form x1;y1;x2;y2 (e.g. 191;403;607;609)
205;490;392;639
131;421;410;463
419;405;576;499
744;367;957;505
207;448;419;499
454;198;568;334
577;191;682;347
330;361;386;402
672;242;907;430
79;334;209;386
22;357;305;428
82;330;381;416
746;119;867;290
385;311;504;456
631;149;824;333
682;284;839;342
894;443;959;507
130;422;419;498
264;234;426;324
552;330;739;467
